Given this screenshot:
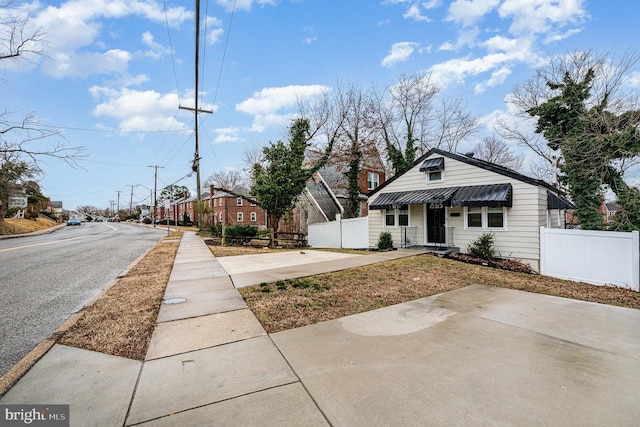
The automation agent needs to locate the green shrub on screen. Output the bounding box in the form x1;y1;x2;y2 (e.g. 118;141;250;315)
208;223;222;236
467;232;496;260
225;224;259;238
377;230;394;250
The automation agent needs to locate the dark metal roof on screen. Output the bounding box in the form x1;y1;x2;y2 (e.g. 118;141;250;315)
450;184;512;208
419;157;444;172
369;148;565;198
547;191;576;210
370;184;513;209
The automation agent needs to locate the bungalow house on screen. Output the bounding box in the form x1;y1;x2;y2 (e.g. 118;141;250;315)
367;148;575;272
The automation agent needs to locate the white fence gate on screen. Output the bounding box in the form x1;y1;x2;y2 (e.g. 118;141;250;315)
308;216;369;249
540;227;639;291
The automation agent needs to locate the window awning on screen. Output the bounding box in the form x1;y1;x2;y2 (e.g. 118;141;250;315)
370;183;513;210
547;191;576;210
369;187;458;210
450;183;512;208
419;157;444;172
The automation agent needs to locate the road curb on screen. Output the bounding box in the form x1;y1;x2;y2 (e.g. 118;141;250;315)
0;233;175;397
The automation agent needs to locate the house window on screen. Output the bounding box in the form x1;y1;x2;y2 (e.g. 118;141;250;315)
237;212;244;222
427;170;443;183
219;212;223;222
250;199;256;206
385;209;395;226
487;207;504;228
464;207;507;230
214;199;217;207
250;212;257;222
368;172;380;190
384;205;409;227
236;197;243;206
399;205;409;226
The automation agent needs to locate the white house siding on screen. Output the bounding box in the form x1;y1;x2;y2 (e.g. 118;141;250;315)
368;154;552;270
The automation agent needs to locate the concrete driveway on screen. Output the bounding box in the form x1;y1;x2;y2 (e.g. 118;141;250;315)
271;285;640;426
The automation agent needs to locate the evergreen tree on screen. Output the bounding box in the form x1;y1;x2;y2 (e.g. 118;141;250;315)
251;118;333;231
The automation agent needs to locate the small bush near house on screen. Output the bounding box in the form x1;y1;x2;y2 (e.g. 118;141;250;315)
208;223;222;236
377;230;394;250
142;217;152;224
467;232;496;260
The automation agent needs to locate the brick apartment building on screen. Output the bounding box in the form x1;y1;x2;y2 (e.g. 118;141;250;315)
163;185;266;227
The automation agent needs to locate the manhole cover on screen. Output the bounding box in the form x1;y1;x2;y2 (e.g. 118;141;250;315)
163;297;187;304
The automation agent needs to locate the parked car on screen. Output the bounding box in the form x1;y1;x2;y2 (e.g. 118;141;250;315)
67;218;82;226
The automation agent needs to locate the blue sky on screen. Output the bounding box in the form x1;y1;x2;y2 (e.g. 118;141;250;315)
3;0;639;210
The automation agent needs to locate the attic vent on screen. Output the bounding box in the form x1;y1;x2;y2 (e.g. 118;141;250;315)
465;152;475;158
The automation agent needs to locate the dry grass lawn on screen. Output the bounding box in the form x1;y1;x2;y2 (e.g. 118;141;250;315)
55;239;640;360
238;252;640;333
58;233;181;360
0;217;58;235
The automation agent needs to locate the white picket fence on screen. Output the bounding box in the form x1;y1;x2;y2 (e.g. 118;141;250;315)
540;227;639;291
308;216;369;249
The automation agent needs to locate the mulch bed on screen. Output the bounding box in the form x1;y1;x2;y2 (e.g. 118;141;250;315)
446;252;537;274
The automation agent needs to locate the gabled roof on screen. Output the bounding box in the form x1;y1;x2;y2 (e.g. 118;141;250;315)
369;148;562;197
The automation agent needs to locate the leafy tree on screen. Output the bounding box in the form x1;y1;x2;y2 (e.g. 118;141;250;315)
251;118;334;231
0;156;34;218
528;68;640;230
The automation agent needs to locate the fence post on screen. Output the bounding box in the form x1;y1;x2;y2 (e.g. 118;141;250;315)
539;226;546;275
633;230;639;290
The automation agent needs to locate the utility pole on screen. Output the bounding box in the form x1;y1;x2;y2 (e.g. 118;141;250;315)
148;165;164;226
127;185;136;215
179;0;213;228
116;191;121;218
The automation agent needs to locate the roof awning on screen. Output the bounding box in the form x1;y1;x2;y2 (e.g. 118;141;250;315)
370;184;514;210
450;183;512;208
419;157;444;172
547;191;576;210
369;187;458;210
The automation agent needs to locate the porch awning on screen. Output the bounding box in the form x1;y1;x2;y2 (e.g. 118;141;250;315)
450;183;512;208
369;187;459;210
370;183;513;210
547;191;576;210
419;157;445;172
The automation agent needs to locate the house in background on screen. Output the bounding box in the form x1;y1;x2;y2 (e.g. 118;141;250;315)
286;147;387;234
209;185;267;227
168;185;267;227
367;148;575;272
601;201;620;223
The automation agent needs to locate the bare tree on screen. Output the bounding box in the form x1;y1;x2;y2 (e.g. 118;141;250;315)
203;170;246;191
373;72;479;174
431;97;479;152
1;2;85;171
472;136;524;171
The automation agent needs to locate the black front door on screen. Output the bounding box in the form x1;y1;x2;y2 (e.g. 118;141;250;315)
426;204;446;245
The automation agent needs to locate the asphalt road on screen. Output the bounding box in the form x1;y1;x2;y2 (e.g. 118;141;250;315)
0;222;166;378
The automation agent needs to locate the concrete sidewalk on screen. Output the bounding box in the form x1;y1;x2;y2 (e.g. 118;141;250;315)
2;232;639;426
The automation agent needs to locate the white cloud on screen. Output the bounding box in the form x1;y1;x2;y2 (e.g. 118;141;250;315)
90;86;197;132
474;67;512;94
213;127;242;143
446;0;500;27
214;0;276;12
498;0;587;36
236;85;329;132
404;4;432;22
628;71;640;88
31;0;191;78
382;42;420;67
